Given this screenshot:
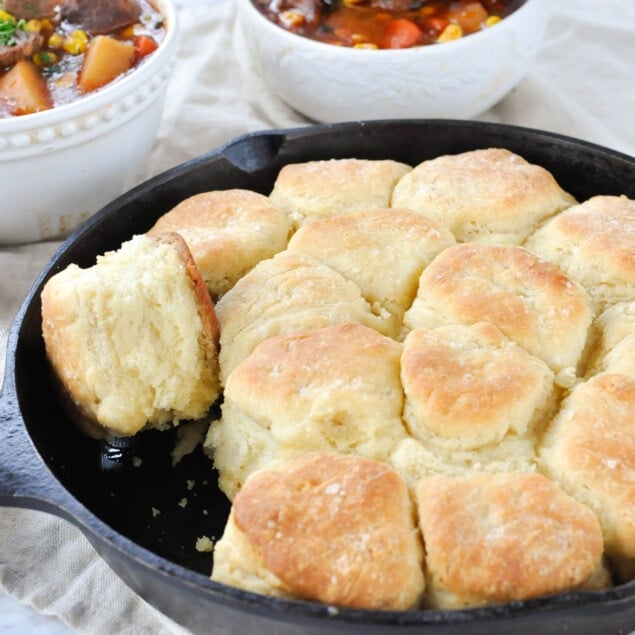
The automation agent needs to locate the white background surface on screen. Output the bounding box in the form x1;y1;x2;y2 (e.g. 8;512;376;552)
0;0;634;632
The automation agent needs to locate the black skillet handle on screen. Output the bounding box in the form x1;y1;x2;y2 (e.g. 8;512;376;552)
0;377;80;521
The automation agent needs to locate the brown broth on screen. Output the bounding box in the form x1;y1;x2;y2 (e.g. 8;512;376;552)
254;0;524;49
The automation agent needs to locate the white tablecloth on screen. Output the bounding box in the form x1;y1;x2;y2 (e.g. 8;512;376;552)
1;0;634;632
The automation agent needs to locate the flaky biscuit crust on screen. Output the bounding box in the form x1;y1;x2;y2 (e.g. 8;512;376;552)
229;452;425;610
404;243;592;381
538;373;635;562
270;158;412;227
525;195;635;310
416;472;606;608
391;148;576;244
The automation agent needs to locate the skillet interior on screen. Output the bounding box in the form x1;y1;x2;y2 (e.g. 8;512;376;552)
7;120;635;633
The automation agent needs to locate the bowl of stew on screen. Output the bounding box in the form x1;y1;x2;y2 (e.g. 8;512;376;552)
237;0;550;123
0;0;178;244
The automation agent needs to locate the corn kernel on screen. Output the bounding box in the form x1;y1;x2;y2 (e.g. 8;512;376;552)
485;15;501;27
437;23;463;42
25;19;42;32
71;29;88;43
32;51;59;66
279;9;304;27
0;10;14;21
63;35;87;55
353;42;378;49
48;32;63;49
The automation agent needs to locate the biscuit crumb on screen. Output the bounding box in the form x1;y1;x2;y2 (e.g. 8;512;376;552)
195;536;215;553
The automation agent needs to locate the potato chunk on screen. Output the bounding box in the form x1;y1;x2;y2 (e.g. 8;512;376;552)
78;35;135;93
0;59;52;115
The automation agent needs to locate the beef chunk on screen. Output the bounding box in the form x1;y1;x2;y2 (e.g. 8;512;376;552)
2;0;60;19
0;33;43;67
62;0;141;35
367;0;425;9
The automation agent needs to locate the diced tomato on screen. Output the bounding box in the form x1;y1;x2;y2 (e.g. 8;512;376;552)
134;35;158;59
383;18;423;49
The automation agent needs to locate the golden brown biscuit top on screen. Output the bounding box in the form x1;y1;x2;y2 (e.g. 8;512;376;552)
287;207;456;319
222;323;406;458
401;323;554;448
391;148;575;243
416;472;605;606
225;322;402;412
540;373;635;557
233;452;424;610
270;158;412;224
404;243;592;376
532;195;635;280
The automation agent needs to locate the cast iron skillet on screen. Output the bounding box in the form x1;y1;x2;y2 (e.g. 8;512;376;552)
1;120;634;635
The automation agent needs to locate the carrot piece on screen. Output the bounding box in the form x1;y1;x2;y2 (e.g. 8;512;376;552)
383;18;423;49
134;35;158;59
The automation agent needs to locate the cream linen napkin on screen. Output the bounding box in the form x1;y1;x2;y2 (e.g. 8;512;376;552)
1;0;634;633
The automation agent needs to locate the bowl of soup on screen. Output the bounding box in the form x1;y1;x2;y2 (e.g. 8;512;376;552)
236;0;550;123
0;0;178;244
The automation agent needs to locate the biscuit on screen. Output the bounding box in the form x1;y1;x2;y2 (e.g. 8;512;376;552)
211;452;425;610
403;243;593;386
206;323;407;499
401;322;555;450
585;301;635;378
524;195;635;311
415;472;609;609
391;148;576;245
214;250;391;384
269;158;412;227
287;208;456;334
41;233;220;437
148;189;293;297
538;373;635;581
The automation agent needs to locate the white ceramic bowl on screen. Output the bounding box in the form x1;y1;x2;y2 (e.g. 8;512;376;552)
237;0;550;123
0;0;178;245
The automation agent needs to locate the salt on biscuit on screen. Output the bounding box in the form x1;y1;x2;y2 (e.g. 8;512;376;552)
269;158;412;228
211;452;425;610
287;208;456;335
147;189;293;297
214;250;391;384
538;373;635;581
206;323;407;499
41;233;220;437
524;195;635;311
391;148;576;245
403;243;593;386
415;472;609;609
